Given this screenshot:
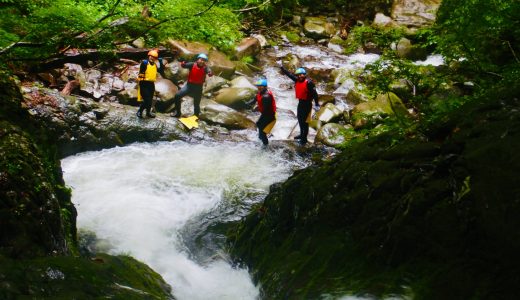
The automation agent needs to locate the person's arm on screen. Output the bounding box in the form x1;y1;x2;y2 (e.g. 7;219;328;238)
157;58;166;77
280;66;297;82
205;66;213;77
138;61;147;81
307;80;320;106
180;61;194;69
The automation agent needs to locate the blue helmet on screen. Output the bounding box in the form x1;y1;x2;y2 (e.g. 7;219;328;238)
295;68;306;75
197;53;208;61
254;79;268;87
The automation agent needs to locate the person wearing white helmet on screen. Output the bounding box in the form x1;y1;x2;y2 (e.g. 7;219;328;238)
280;66;319;145
172;53;213;117
252;78;277;146
137;49;165;118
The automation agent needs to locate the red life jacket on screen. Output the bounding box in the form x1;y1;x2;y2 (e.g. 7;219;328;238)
295;79;309;100
257;90;276;114
187;64;206;84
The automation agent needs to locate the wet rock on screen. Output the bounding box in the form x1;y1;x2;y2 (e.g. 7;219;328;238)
315;103;343;123
235;37;262;60
391;0;441;29
303;16;336;40
167;39;211;60
315;123;355;146
208;51;236;79
201;103;256;130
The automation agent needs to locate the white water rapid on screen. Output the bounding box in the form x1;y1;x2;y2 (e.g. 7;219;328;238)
62;141;308;300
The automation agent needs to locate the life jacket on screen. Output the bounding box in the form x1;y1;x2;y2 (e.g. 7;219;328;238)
295;79;309;100
187;63;207;84
142;60;158;82
257;90;276;114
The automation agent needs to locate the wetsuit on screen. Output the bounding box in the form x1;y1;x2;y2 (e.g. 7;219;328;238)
255;88;276;145
281;67;319;144
138;58;165;117
173;61;212;117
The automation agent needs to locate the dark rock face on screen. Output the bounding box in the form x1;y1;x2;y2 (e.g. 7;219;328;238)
1;73;173;299
230;84;520;299
1;74;75;258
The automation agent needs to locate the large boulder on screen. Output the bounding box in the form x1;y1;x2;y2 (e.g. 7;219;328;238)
201;102;256;130
167;39;211;60
20;84;188;157
351;92;410;129
208;51;236;79
214;76;256;109
391;0;442;29
314;103;343;123
0;73;172;300
229;87;520;299
235;37;262;60
303;16;336;39
315;123;355;147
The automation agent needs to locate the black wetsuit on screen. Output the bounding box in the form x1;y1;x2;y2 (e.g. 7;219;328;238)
173;62;212;117
281;67;319;144
255;88;276;145
138;58;165;117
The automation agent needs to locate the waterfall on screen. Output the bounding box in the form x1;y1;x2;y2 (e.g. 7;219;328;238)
62;141;308;300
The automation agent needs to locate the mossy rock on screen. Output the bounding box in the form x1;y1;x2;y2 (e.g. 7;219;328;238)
0;254;173;299
229;83;520;299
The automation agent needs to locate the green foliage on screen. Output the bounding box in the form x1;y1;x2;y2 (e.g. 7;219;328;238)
0;0;244;64
344;25;405;55
435;0;520;77
154;1;243;52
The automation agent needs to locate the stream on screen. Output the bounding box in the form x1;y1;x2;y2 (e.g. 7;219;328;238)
61;43;442;299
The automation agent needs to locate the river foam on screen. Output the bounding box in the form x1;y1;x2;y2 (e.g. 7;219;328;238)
62;141;306;300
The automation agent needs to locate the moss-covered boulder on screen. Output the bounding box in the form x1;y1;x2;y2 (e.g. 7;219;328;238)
0;254;173;299
0;71;173;299
229;83;520;299
1;73;76;258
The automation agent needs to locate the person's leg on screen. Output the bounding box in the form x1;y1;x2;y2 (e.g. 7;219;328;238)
192;85;203;116
256;116;269;145
172;84;190;117
297;100;311;144
145;85;155;117
138;81;154;118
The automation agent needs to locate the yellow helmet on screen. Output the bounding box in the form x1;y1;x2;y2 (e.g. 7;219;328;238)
148;50;159;58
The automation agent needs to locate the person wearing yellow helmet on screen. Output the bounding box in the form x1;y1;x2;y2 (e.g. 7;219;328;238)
280;66;319;145
171;53;213;118
136;49;165;118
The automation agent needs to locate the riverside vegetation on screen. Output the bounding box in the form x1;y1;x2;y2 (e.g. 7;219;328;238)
1;0;519;299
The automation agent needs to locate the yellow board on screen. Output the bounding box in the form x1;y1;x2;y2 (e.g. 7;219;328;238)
263;119;276;134
137;84;143;102
306;109;312;123
179;115;199;129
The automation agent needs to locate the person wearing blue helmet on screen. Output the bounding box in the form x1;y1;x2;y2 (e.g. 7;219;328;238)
252;78;277;146
281;65;319;145
171;53;213;117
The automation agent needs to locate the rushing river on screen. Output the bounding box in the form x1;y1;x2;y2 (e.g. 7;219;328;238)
62;141;308;299
61;43;442;299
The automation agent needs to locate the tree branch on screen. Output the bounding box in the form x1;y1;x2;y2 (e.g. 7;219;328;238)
505;40;520;64
97;0;122;23
233;0;271;13
0;40;44;56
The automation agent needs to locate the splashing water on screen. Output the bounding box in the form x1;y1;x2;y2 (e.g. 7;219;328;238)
62;141;308;300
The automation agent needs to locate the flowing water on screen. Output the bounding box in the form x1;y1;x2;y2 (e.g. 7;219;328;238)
61;43;442;299
62;141;309;300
